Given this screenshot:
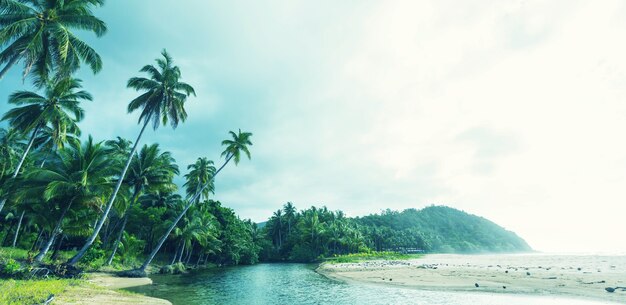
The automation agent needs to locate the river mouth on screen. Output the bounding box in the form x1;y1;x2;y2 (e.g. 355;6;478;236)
126;263;617;305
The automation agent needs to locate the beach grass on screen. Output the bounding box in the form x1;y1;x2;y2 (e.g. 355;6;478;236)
0;278;81;305
325;251;424;264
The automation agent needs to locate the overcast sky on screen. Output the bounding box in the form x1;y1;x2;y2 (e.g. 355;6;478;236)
2;0;626;253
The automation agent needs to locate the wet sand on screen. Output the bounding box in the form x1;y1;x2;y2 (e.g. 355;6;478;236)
317;254;626;304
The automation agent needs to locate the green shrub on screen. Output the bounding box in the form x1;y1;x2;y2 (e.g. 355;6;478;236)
80;243;106;270
288;244;317;262
2;259;24;276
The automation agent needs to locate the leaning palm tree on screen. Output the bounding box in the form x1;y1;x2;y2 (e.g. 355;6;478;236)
125;129;252;276
17;136;113;262
68;49;195;265
0;0;107;81
105;144;179;265
183;157;216;201
0;77;90;214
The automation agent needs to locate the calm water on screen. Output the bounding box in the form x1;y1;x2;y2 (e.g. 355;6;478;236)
127;263;616;305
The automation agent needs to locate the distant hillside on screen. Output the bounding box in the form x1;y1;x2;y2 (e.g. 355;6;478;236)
355;205;532;253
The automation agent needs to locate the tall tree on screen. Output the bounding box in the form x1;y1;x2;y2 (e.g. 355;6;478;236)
68;50;195;265
105;144;178;265
129;129;253;275
0;0;107;81
17;136;113;262
183;157;215;200
283;202;296;236
0;77;90;214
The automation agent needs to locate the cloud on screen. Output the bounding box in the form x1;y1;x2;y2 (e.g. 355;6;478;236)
2;0;626;253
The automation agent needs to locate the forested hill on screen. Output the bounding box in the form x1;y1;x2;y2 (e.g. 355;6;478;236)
355;206;532;253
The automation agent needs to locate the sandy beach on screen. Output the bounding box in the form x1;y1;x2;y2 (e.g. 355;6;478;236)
317;254;626;304
54;273;171;305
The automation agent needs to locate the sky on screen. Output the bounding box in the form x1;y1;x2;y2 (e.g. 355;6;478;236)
2;0;626;253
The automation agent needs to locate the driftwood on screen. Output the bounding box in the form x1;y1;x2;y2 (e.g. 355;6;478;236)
41;294;54;305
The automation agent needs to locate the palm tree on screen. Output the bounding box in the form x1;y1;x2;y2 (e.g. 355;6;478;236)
283;202;296;236
271;209;283;248
0;77;90;214
68;50;195;265
0;0;107;81
105;144;178;265
17;136;113;262
0;127;25;180
183;157;216;201
128;129;253;276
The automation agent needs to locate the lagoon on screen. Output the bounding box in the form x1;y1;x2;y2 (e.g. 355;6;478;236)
127;263;618;305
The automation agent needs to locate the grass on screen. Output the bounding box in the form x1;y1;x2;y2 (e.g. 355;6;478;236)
0;247;77;265
0;278;80;305
325;251;424;264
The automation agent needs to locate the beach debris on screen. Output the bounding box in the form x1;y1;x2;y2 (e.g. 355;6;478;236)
505;270;508;274
474;283;480;288
583;280;605;284
577;267;582;271
605;287;626;293
389;278;393;281
544;277;557;280
526;272;531;276
43;294;54;305
503;286;506;289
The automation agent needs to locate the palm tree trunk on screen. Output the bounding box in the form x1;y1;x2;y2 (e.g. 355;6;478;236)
0;124;42;214
105;189;140;266
1;222;15;246
137;155;234;272
50;234;65;261
68;120;149;265
31;227;44;251
105;214;127;266
34;234;56;263
171;241;182;265
11;210;25;247
195;252;203;267
0;53;21;81
35;199;74;263
177;243;185;264
185;242;195;265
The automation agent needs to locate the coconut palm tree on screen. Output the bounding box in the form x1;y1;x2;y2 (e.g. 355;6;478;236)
68;49;195;265
183;157;215;201
0;0;107;81
283;202;296;236
17;136;113;262
127;129;252;276
0;77;90;214
0;127;25;180
105;144;178;265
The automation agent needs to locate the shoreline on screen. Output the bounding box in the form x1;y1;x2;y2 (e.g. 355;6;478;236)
55;272;172;305
316;254;626;304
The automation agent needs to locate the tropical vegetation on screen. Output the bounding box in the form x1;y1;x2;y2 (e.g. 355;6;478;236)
0;1;530;297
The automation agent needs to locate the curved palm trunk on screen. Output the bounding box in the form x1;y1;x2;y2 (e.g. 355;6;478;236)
35;199;74;263
171;240;182;265
68;120;149;265
31;227;44;251
176;243;185;264
0;125;42;214
106;189;141;266
50;234;65;261
137;155;233;272
11;210;25;247
0;54;21;81
185;242;194;265
105;214;127;266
